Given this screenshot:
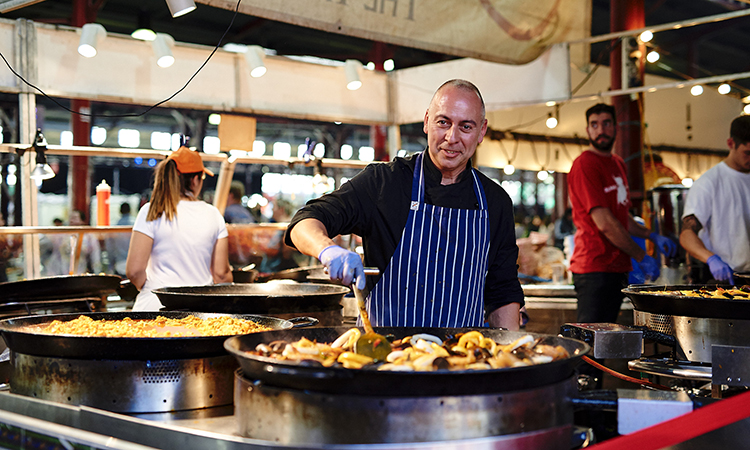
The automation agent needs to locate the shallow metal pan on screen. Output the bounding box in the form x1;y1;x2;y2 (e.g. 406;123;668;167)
0;311;315;360
225;326;589;397
622;284;750;320
153;283;350;314
0;274;122;302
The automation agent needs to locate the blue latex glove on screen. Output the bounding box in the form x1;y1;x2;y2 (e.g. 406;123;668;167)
649;232;677;258
318;245;366;290
707;255;734;284
637;254;660;281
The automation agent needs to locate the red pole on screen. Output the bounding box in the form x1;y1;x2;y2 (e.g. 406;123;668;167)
70;0;94;220
610;0;645;210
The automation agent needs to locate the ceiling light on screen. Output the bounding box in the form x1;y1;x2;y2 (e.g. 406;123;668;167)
208;114;221;125
690;85;703;96
646;51;660;63
546;113;558;129
383;59;395;71
545;101;556;107
78;23;106;58
503;164;515;175
537;170;549;181
345;59;362;91
681;177;693;188
245;45;267;78
152;33;175;68
29;129;55;181
638;30;653;43
718;83;731;95
131;10;156;41
744;104;750;115
165;0;196;18
365;62;375;70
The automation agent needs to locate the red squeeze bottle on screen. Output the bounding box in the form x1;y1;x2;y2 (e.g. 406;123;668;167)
96;180;111;226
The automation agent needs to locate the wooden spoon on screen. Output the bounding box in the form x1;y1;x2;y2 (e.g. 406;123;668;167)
352;284;391;361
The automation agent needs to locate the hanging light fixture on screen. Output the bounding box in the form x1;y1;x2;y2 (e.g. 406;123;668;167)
345;59;362;91
29;129;55;181
503;164;515;175
131;10;156;41
152;33;175;68
245;45;267;78
78;23;106;58
646;50;660;63
165;0;196;18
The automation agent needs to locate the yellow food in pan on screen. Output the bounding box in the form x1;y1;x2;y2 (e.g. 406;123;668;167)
30;315;272;338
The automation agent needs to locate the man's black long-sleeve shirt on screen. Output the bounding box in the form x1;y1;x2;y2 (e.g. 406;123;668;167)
285;151;524;316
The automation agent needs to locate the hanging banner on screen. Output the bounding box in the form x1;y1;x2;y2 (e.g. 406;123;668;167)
200;0;591;65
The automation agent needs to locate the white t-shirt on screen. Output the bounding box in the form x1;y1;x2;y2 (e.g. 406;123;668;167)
682;161;750;272
132;200;228;311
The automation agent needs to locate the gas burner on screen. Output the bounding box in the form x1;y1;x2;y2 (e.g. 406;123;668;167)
628;358;712;381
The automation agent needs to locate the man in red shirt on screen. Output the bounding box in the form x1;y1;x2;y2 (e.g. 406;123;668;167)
568;103;676;324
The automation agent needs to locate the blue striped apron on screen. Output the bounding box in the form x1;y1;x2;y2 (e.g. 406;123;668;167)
365;152;491;327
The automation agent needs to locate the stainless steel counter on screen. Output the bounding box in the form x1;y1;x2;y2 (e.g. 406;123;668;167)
0;390;571;450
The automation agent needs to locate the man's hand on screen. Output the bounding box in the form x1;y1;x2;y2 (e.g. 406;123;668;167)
637;254;660;281
649;232;677;258
707;255;734;284
318;245;365;289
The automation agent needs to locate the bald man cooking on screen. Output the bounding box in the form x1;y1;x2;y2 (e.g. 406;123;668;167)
286;79;523;330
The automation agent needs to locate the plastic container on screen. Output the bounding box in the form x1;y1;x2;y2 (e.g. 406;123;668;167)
96;179;111;226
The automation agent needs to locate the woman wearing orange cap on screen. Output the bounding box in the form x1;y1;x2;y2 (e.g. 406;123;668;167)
126;146;232;311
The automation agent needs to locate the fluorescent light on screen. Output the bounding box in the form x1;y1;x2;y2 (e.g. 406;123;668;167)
345;59;362;91
151;131;172;150
340;144;353;160
313;143;325;158
203;136;221;154
60;130;73;147
358;146;375;161
118;129;141;148
91;126;107;145
78;23;106;58
165;0;196;18
272;142;292;159
152;33;175;68
251;140;266;156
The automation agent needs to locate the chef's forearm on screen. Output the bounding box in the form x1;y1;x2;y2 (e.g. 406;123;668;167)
488;303;521;331
679;228;713;263
289;218;338;260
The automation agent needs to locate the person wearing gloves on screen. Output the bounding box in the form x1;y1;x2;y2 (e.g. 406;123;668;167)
568;103;677;324
126;146;232;311
680;115;750;285
286;79;524;330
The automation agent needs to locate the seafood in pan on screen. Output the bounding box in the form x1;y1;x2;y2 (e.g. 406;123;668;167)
250;329;570;371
